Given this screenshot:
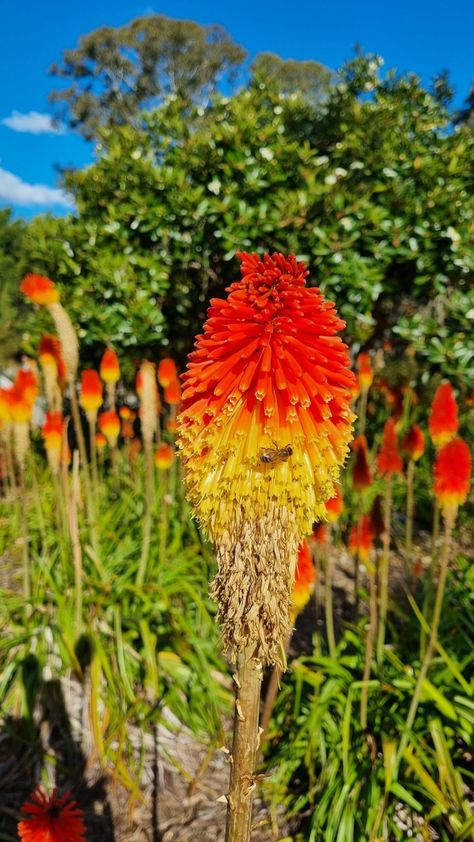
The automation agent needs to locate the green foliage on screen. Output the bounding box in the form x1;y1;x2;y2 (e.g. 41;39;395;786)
0;454;231;790
0;210;30;364
20;55;473;385
263;558;474;841
251;52;332;101
49;14;247;138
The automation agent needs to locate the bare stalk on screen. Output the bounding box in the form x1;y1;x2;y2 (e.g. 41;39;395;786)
396;507;455;768
225;649;263;842
360;560;377;730
358;388;368;436
405;459;415;579
324;540;337;659
421;498;440;658
136;442;155;586
377;475;392;664
68;451;83;633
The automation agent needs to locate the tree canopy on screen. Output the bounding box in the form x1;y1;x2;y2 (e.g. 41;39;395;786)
15;54;473;387
49;14;247;138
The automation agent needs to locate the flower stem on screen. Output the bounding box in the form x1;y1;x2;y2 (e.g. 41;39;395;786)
396;507;454;769
136;442;155;586
324;541;337;659
377;475;392;664
360;560;377;730
405;459;415;579
225;649;263;842
358;388;368;436
421;498;440;658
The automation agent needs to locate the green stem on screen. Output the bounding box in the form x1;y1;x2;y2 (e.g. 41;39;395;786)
405;459;415;580
421;498;440;658
377;476;392;664
324;539;337;658
360;562;377;730
396;507;454;770
136;443;155;586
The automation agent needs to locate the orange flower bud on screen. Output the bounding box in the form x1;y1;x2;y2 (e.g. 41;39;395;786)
95;431;107;450
429;383;458;447
352;435;372;489
292;540;315;613
42;411;64;452
154;442;174;470
357;352;373;392
20;274;59;305
433;437;471;516
100;348;120;384
377;418;402;475
349;516;374;564
325;486;344;522
9;386;32;423
158;358;178;388
15;368;39;406
0;388;12;423
402;424;425;462
98;410;120;447
120;419;135;439
119;406;134;420
312;523;328;544
164;379;181;405
80;370;103;416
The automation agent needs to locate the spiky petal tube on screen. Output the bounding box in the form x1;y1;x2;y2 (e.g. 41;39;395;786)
178;252;355;665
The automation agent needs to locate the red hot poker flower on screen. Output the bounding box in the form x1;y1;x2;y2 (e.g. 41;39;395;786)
42;412;65;452
325;486;343;522
357;352;373;392
20;274;59;305
164;379;181;405
15;368;39;406
429;382;458;447
158;358;178;388
18;787;86;842
100;348;120;384
292;540;315;613
349;515;374;564
80;370;103;416
402;424;425;462
352;435;372;490
377;418;403;475
178;251;355;663
155;442;174;470
98;410;120;446
433;437;471;517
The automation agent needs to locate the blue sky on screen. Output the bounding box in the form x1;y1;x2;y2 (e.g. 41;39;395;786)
1;0;472;218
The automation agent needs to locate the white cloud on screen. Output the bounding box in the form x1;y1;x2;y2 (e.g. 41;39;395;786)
0;167;74;209
1;110;66;135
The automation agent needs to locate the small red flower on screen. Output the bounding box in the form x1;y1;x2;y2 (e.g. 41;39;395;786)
352;435;372;489
18;787;86;842
155;442;174;469
15;368;39;406
100;348;120;384
357;352;373;391
349;515;374;564
80;370;103;415
292;540;315;612
164;379;181;405
95;431;107;449
433;437;471;515
402;424;425;462
429;383;458;447
312;523;328;544
325;486;343;523
21;274;59;305
42;412;65;452
369;494;384;539
39;336;67;383
98;410;120;446
158;358;178;388
377;418;402;475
